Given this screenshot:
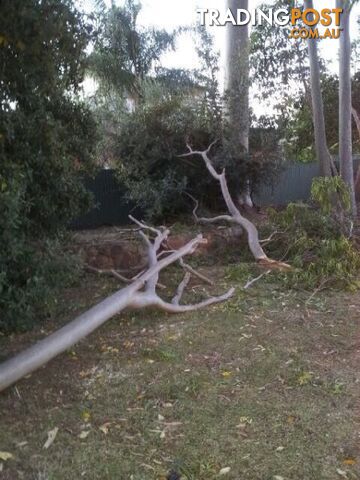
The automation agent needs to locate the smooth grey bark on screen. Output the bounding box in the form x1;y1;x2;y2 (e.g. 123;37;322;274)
225;0;249;151
224;0;253;206
0;230;234;393
338;0;357;216
304;0;332;177
180;143;291;269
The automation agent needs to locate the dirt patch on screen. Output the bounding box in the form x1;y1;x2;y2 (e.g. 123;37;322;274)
72;225;245;270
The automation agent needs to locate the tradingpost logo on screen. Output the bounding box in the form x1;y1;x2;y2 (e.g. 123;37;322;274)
197;7;343;39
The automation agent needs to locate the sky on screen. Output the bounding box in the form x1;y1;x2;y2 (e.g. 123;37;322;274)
78;0;360;115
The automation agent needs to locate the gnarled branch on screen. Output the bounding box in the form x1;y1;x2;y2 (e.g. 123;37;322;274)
180;143;290;270
185;192;234;226
0;218;234;392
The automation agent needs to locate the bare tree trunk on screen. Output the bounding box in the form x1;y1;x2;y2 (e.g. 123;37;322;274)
338;0;356;216
225;0;249;151
0;223;234;392
224;0;252;207
304;0;332;177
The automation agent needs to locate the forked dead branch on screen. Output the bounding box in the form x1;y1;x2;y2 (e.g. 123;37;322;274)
0;219;234;393
179;142;291;271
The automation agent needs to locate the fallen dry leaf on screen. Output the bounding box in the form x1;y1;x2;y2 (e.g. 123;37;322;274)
219;467;231;476
78;431;90;439
82;411;91;423
43;427;59;450
343;458;357;465
287;415;296;424
239;416;253;425
336;469;348;477
99;423;112;435
163;422;182;427
0;452;13;461
16;441;28;448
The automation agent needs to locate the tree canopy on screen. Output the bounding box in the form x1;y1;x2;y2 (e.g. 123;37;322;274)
0;0;98;331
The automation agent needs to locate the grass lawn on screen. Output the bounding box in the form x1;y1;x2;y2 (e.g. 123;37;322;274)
0;263;360;479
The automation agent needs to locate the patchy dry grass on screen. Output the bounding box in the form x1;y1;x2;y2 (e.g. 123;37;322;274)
0;264;360;480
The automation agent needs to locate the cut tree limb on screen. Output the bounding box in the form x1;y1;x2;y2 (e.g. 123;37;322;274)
243;270;271;289
0;220;234;393
185;192;235;226
85;265;166;289
178;258;214;286
172;272;191;305
180;143;290;270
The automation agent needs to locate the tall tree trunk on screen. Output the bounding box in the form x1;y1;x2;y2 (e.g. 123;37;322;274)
337;0;357;216
224;0;252;206
304;0;332;177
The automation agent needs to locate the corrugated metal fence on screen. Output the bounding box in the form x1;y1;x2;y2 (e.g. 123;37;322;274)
71;158;360;229
255;157;360;205
70;169;141;230
254;162;321;206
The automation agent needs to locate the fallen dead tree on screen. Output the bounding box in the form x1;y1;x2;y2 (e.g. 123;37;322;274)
179;142;290;270
0;219;234;393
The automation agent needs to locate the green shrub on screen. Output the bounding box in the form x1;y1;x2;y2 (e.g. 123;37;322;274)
0;0;98;332
113;88;282;220
0;237;82;333
267;177;360;289
113;92;221;219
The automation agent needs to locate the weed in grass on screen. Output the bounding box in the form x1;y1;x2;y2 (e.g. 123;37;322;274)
142;346;179;362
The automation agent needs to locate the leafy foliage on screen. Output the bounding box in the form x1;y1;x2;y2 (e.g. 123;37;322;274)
311;176;351;215
113;89;220;219
89;0;176;101
267;177;360;289
112;84;283;220
90;12;224;219
250;0;309;100
91;10;282;219
283;73;360;159
0;0;97;331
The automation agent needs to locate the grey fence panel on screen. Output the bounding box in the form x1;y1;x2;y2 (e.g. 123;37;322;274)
70;169;141;230
71;157;360;229
254;156;360;206
254;162;320;206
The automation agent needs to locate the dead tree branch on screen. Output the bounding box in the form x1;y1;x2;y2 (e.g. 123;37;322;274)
85;265;136;284
180;144;290;270
172;272;191;305
178;258;214;286
185;192;234;225
85;265;166;289
243;270;271;289
0;219;234;392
